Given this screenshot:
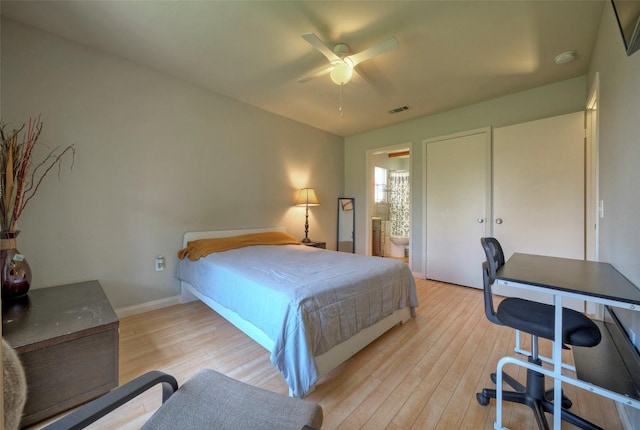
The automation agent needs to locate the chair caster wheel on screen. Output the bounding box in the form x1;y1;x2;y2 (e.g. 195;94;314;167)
562;398;573;409
476;393;490;406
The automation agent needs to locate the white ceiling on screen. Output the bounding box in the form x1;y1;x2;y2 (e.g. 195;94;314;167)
1;1;605;137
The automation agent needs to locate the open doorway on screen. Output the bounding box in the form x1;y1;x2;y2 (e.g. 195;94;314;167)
365;143;412;263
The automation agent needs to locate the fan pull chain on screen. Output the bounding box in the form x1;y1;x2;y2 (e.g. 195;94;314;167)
338;84;344;117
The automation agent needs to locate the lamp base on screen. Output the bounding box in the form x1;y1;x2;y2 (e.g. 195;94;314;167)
301;237;311;243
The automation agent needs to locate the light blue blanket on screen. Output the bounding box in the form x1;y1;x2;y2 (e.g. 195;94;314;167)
176;244;418;397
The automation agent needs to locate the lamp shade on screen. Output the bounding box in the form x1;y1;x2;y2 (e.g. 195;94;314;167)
295;188;320;206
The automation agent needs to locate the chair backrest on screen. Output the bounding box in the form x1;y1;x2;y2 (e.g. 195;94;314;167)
480;237;506;326
481;237;505;284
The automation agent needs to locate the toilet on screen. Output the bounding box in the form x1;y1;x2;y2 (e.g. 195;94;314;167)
389;236;409;258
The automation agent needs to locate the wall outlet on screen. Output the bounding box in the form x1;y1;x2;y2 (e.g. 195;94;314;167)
155;255;165;272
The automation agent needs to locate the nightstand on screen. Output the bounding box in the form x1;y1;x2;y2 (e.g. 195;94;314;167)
302;241;326;249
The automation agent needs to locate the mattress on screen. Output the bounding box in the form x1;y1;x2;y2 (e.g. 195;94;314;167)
176;244;418;397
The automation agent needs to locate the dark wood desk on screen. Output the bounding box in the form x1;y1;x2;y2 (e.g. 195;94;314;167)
494;253;640;429
496;253;640;307
2;280;119;427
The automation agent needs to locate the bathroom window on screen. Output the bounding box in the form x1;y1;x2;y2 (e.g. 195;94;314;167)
374;166;387;203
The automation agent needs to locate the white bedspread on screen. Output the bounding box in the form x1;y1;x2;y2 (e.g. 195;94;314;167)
175;244;418;397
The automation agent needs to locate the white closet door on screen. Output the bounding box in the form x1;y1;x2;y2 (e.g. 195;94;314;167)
493;112;584;259
493;111;585;309
425;129;491;289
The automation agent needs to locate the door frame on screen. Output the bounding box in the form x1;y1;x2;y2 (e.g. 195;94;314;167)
585;72;600;262
585;73;601;317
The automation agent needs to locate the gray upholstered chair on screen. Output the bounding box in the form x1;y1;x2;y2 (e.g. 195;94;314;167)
3;338;322;430
42;369;323;430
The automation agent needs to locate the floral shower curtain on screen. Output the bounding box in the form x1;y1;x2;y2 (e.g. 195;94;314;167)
389;170;410;237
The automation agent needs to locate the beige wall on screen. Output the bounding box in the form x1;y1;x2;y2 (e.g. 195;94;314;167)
345;76;587;275
588;5;640;424
588;3;640;288
0;19;344;309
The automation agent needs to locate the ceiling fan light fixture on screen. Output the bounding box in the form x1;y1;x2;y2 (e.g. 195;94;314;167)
330;58;354;85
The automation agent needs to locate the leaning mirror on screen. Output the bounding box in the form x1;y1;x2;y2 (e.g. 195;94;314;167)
337;198;355;253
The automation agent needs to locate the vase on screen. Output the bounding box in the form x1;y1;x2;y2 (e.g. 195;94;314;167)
1;231;32;300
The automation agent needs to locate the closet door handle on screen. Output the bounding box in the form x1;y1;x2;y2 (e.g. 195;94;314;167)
477;218;485;223
495;218;503;224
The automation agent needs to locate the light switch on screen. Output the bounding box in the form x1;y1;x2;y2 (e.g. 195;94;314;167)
155;255;165;272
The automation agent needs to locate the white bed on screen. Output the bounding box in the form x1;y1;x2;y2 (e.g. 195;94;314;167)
177;227;417;397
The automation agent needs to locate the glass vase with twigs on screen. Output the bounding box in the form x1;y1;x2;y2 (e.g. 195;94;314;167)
0;117;75;300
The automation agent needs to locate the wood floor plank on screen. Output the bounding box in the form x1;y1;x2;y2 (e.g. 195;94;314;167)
433;314;502;430
29;278;624;429
391;291;488;428
315;281;469;422
335;284;477;429
411;313;489;429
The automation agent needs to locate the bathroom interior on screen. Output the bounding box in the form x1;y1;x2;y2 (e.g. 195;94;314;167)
371;149;410;262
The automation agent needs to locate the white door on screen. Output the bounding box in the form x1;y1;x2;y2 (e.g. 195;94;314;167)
493;112;585;309
425;129;491;289
493;112;584;259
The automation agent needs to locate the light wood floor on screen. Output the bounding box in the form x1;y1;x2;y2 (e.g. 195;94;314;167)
40;279;622;429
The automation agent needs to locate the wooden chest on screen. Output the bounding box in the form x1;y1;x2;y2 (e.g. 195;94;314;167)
2;280;119;427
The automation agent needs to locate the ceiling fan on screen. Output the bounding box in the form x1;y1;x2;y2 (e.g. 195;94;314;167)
298;33;399;86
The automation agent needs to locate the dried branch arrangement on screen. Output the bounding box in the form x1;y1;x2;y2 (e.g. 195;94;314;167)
0;117;75;231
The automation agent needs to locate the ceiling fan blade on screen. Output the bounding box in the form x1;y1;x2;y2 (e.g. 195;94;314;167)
297;65;333;83
348;37;399;66
351;68;370;85
302;33;339;62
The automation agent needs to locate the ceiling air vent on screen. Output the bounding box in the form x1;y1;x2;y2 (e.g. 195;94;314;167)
388;105;411;114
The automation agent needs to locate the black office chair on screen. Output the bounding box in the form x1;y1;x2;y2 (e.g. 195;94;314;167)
476;237;603;430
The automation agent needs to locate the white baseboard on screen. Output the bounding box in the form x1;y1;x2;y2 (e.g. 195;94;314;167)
115;295;181;318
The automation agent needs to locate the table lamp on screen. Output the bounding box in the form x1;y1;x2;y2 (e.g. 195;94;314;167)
295;188;320;243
